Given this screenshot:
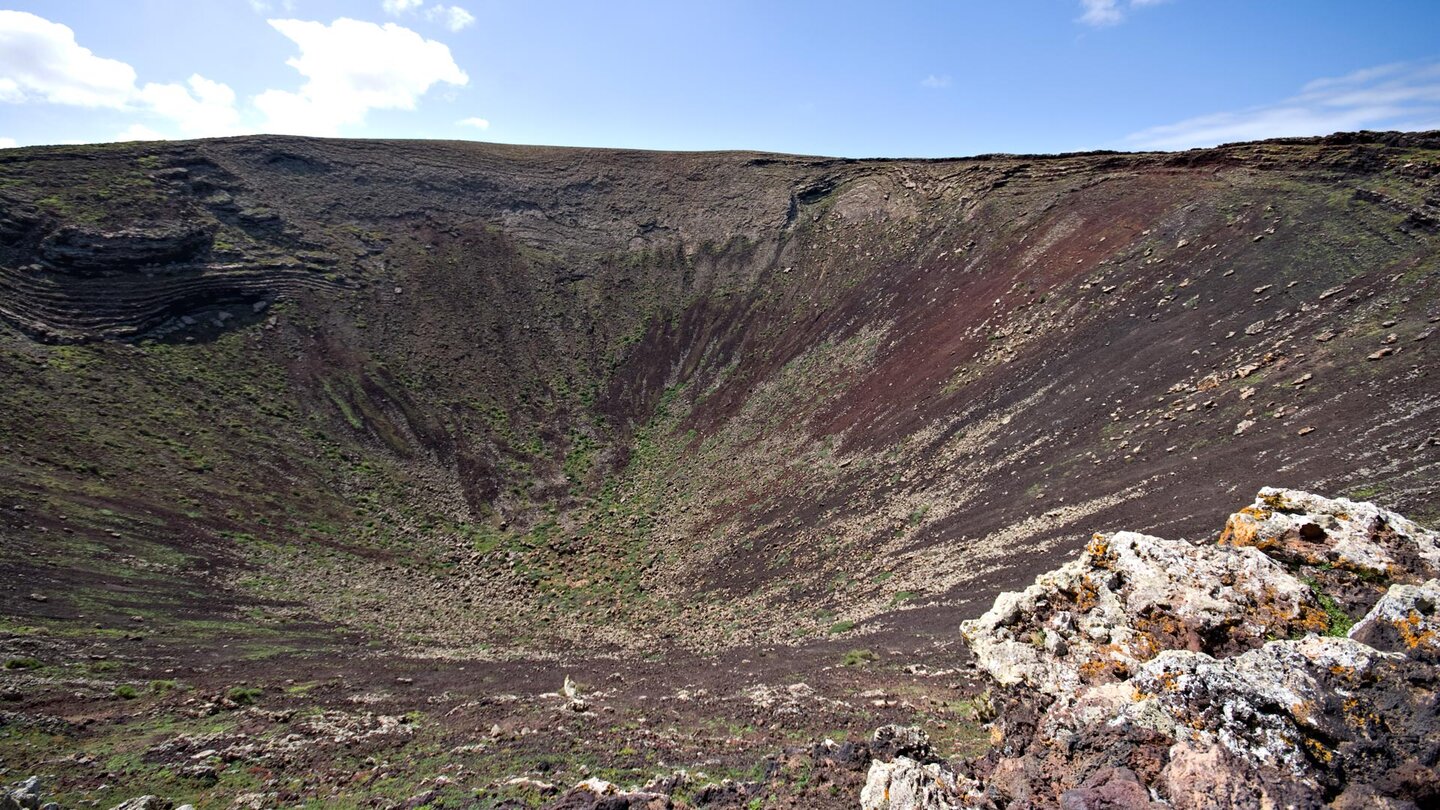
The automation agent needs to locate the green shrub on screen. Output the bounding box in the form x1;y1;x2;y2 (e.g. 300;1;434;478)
227;685;263;705
1305;579;1355;637
113;684;140;700
3;657;41;670
827;620;855;634
841;649;876;667
149;679;178;695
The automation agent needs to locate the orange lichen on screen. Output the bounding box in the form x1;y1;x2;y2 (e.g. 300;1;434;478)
1302;736;1335;765
1218;512;1266;548
1085;533;1111;561
1296;604;1331;634
1072;573;1101;612
1076;642;1136;685
1396;611;1436;650
1260;491;1292;511
1150;669;1181;693
1290;700;1319;726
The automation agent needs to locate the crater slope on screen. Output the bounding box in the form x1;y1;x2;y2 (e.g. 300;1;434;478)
0;132;1437;807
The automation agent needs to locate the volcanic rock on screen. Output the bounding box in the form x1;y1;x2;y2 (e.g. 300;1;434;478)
1349;578;1440;662
1218;487;1440;581
929;489;1440;808
959;529;1326;698
39;224;212;272
547;778;672;809
860;757;978;810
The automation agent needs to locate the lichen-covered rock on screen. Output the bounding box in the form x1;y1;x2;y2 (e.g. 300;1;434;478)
860;757;973;810
1159;742;1304;810
1219;487;1440;580
870;724;938;762
1349;578;1440;662
1127;634;1437;807
952;490;1440;810
960;531;1326;698
546;778;672;809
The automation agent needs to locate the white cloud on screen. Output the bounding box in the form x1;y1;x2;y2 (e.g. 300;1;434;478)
427;5;475;32
457;116;489;129
920;74;951;89
0;10;242;138
0;137;17;149
255;18;468;136
1126;61;1440;150
0;10;137;107
138;74;241;136
382;0;424;14
1077;0;1169;27
1;10;476;142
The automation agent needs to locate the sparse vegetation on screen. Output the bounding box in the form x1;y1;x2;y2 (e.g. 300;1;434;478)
0;131;1435;809
1305;579;1356;637
226;686;263;705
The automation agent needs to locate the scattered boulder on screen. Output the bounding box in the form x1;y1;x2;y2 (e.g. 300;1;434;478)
811;737;873;771
546;778;672;809
106;798;175;810
861;726;991;809
870;724;938;762
562;675;589;712
1;776;56;810
861;756;975;810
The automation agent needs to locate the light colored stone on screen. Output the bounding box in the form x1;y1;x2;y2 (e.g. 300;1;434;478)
960;531;1323;697
1219;487;1440;579
860;757;968;810
1349;578;1440;659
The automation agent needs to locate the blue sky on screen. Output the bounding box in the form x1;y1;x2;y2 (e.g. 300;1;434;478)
1;0;1438;157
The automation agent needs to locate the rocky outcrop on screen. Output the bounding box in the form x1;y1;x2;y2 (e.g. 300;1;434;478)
1220;487;1440;581
0;776;56;810
863;489;1440;809
1349;578;1440;662
2;176;350;342
960;529;1327;698
0;251;352;342
39;224;213;272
